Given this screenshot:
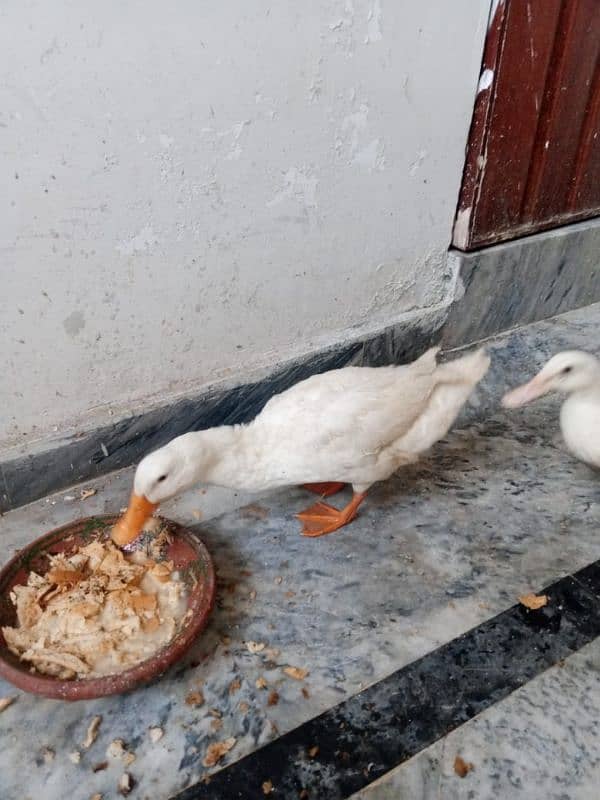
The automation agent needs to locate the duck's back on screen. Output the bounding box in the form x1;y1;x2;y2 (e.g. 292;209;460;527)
255;351;441;455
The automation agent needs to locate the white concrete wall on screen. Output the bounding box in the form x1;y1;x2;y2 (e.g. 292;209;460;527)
0;0;489;451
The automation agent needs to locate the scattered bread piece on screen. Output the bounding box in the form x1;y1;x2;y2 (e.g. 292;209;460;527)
519;593;548;610
118;772;134;796
0;697;16;713
202;737;236;768
284;666;309;681
148;726;164;743
185;691;205;706
454;755;474;778
83;715;102;749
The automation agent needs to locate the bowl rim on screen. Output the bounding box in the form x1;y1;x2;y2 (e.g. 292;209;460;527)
0;514;216;700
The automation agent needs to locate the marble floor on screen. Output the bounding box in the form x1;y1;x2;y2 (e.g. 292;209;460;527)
2;303;600;800
352;637;600;800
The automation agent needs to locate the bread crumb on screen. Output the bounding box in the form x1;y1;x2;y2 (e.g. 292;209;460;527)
255;677;268;690
185;691;205;706
202;737;236;767
301;687;310;699
454;755;474;778
238;701;250;714
83;716;102;749
262;779;273;794
69;751;81;764
0;697;16;713
92;761;108;773
107;739;134;765
519;593;548;610
118;772;134;796
80;488;97;500
246;641;266;654
91;794;103;800
267;690;279;706
43;747;55;764
148;726;164;743
274;576;283;585
229;678;241;694
308;746;319;758
284;666;309;681
210;718;223;731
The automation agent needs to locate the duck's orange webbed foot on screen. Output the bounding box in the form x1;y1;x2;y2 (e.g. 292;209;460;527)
296;492;367;538
302;482;346;497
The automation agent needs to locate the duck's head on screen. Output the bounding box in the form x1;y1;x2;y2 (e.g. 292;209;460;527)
111;436;205;547
502;351;600;409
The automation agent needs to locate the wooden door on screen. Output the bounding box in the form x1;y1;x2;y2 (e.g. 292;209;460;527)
453;0;600;251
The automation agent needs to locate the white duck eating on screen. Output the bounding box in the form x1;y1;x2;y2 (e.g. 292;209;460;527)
502;350;600;468
112;346;490;546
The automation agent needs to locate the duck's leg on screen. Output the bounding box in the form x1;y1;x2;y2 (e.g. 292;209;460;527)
302;482;346;497
296;492;367;537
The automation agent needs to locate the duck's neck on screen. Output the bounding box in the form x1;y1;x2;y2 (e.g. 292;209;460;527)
187;425;255;490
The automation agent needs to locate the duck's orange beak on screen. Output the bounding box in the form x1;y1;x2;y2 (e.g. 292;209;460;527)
501;375;549;408
111;493;159;547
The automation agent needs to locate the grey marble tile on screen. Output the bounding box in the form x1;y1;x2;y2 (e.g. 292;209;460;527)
443;217;600;347
353;637;600;800
3;406;600;795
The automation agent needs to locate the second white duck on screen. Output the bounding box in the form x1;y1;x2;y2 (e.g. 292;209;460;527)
113;346;490;546
502;350;600;468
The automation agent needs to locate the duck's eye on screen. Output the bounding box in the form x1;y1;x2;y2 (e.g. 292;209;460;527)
562;366;573;375
157;474;167;483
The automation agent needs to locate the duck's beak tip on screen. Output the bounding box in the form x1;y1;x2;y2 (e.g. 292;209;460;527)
501;377;546;409
111;493;159;548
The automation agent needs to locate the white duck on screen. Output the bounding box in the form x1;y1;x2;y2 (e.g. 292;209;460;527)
112;346;490;546
502;351;600;468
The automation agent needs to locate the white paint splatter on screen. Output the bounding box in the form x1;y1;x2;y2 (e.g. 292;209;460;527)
353;138;385;171
453;207;472;250
222;120;251;160
365;0;383;43
342;104;370;155
477;68;494;93
116;225;160;256
266;167;318;209
159;134;174;148
409;149;427;176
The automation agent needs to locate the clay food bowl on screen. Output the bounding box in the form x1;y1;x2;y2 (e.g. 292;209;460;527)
0;515;215;700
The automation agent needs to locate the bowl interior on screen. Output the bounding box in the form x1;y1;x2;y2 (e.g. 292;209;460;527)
0;515;215;700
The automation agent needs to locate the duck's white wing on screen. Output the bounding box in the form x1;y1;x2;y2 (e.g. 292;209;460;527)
255;350;440;453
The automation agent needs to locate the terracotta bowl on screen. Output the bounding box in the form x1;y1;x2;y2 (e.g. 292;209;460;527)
0;515;216;700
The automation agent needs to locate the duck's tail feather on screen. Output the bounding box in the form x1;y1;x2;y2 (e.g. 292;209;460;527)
436;347;490;386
